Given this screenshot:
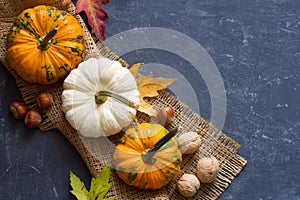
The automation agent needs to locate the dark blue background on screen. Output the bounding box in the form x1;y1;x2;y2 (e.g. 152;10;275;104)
1;0;299;199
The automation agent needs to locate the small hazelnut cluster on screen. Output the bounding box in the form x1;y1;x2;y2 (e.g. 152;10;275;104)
9;91;53;128
176;157;220;197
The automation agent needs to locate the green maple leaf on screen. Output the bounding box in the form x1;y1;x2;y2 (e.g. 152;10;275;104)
70;171;89;200
70;166;114;200
89;166;112;200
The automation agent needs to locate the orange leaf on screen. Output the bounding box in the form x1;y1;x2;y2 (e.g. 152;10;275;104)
75;0;109;41
129;64;176;116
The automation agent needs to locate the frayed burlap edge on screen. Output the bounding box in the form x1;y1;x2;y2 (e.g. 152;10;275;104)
0;1;247;199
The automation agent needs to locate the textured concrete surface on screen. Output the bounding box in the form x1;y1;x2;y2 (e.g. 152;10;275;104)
0;0;299;199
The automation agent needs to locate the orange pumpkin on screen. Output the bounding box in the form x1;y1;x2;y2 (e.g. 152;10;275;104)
6;5;85;85
113;123;182;190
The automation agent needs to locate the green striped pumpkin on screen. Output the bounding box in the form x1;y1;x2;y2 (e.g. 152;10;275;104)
113;123;182;190
6;5;85;85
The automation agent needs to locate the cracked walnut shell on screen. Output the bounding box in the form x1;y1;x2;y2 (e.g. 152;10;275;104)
196;156;220;183
176;131;202;154
177;173;200;197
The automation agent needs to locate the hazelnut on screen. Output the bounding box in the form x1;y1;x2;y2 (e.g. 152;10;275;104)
36;91;53;109
177;132;202;154
158;106;174;125
196;157;220;183
24;110;42;128
177;173;200;197
9;101;28;119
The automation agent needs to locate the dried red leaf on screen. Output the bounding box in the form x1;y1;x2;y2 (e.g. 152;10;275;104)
75;0;109;41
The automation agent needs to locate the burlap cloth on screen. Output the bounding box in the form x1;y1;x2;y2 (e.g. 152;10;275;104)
0;0;247;199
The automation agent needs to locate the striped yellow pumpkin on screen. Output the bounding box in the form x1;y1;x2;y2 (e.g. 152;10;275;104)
113;123;182;190
6;5;85;84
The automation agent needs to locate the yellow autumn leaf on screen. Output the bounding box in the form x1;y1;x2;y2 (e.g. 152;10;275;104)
129;63;142;79
129;63;176;116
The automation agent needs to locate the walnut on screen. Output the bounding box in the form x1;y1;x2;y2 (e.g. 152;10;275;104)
176;132;202;154
177;173;201;197
196;157;220;183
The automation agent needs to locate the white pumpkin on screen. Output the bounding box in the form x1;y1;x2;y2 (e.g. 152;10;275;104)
62;58;140;137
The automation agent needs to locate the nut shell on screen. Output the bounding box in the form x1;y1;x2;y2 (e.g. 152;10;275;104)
196;157;220;183
36;91;53;109
177;132;202;154
24;110;42;128
9;101;28;119
177;173;200;197
158;106;174;125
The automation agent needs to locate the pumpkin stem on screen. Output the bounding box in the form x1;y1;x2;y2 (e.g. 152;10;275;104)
95;91;138;109
142;126;178;164
38;27;58;50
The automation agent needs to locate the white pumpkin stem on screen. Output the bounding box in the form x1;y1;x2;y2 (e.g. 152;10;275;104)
95;91;138;109
38;27;58;50
142;126;179;164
